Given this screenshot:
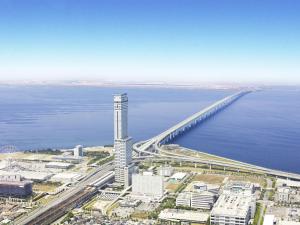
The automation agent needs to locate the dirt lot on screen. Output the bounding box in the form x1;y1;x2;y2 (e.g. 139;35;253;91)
192;174;226;184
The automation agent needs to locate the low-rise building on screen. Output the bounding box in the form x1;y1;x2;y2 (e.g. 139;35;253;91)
222;181;254;196
278;221;300;225
45;162;73;169
157;166;174;177
263;215;275;225
170;172;187;182
276;186;290;203
210;194;256;225
51;172;83;183
191;191;216;209
176;192;191;207
176;182;219;210
0;180;32;197
159;209;209;225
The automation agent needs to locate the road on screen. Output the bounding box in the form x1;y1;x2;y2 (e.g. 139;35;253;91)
15;162;114;225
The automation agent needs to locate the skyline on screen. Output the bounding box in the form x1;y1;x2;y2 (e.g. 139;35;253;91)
1;0;300;84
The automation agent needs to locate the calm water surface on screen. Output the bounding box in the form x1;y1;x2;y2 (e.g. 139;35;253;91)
0;85;299;173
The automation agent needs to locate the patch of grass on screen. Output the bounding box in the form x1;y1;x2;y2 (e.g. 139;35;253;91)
253;203;262;225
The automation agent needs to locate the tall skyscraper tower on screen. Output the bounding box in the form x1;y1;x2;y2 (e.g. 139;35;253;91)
114;93;132;186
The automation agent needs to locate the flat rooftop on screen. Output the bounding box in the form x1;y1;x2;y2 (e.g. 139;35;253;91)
159;209;209;222
211;194;254;217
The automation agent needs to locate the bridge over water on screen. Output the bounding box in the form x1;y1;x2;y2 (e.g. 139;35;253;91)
133;90;300;181
133;90;250;154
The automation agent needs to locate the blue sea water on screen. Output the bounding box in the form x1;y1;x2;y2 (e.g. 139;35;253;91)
0;85;299;173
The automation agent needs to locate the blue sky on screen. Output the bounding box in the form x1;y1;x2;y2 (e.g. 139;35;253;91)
0;0;300;84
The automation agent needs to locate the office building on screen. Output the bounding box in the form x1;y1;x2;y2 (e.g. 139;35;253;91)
176;192;191;207
114;93;133;186
176;182;219;209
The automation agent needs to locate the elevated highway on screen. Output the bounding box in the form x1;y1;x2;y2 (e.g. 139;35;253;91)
133;90;300;181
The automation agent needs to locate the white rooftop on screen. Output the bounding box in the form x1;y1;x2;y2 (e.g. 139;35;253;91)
51;172;83;181
278;221;300;225
277;179;300;188
46;162;72;167
170;172;186;180
211;194;254;217
159;209;209;222
263;215;275;225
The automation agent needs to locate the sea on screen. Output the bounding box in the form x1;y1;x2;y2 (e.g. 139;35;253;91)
0;85;299;174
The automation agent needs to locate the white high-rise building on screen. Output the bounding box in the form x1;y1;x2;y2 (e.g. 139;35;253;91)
114;93;132;186
74;145;83;158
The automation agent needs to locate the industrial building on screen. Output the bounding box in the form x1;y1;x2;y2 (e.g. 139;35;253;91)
132;172;164;200
210;194;256;225
113;93;133;187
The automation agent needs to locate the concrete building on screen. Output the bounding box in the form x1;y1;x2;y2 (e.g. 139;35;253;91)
159;209;209;225
157;166;174;177
263;215;275;225
176;192;217;209
114;93;133;187
0;175;32;197
276;186;290;203
170;172;187;182
74;145;83;158
191;191;216;209
278;221;300;225
45;162;73;169
176;192;191;207
132;172;164;199
51;172;83;183
222;181;254;196
210;194;256;225
176;182;219;209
